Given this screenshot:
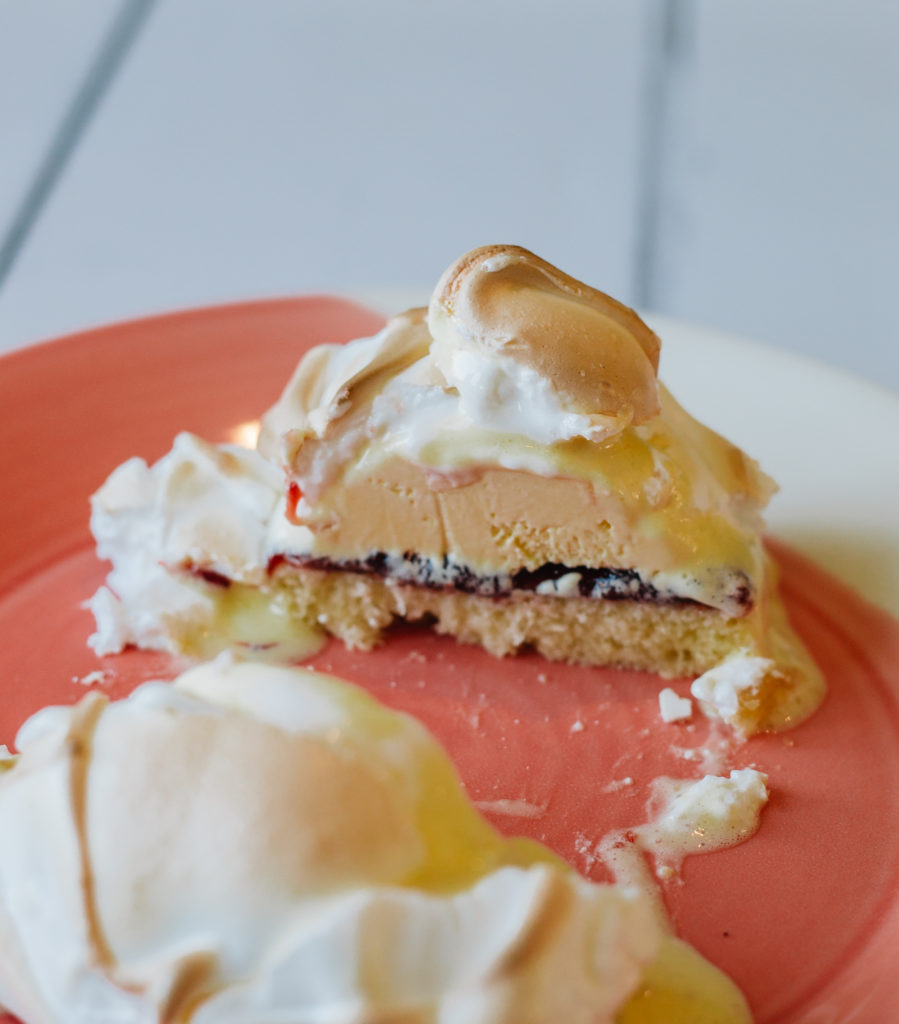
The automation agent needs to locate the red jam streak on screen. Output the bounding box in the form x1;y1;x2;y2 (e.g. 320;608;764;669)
286;481;303;525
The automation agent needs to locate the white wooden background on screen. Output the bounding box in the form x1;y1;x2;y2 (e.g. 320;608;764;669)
1;0;897;392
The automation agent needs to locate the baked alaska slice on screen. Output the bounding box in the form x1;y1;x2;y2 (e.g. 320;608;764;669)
89;245;823;732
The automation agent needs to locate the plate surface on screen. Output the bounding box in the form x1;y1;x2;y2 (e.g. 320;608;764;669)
1;298;898;1021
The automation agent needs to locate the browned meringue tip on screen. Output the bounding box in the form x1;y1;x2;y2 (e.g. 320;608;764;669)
258;305;431;460
428;244;662;425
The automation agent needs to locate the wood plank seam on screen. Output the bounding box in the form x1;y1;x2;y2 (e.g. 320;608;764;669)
632;0;693;310
0;0;157;290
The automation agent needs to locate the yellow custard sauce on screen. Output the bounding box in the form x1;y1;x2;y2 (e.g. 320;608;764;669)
181;579;326;662
327;669;754;1021
619;937;752;1023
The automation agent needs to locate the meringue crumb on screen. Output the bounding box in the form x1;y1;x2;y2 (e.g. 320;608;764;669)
641;769;769;864
690;651;779;732
603;777;634;794
474;798;547;819
76;670;110;687
535;571;582;597
659;688;692;723
671;746;702;762
570;719;585;734
573;833;601;872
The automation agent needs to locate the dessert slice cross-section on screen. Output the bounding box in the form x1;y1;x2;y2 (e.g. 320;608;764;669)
89;245;824;733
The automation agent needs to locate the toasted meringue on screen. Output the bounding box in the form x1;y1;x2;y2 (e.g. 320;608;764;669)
428;244;661;439
0;657;666;1024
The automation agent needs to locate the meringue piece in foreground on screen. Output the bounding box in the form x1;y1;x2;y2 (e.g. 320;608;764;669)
0;656;688;1024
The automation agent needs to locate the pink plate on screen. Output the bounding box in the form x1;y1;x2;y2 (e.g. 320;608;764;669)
1;298;898;1021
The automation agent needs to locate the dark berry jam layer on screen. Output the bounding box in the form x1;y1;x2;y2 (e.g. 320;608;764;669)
267;551;753;612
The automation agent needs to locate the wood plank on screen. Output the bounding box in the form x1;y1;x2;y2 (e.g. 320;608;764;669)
651;0;899;389
0;0;127;272
0;0;653;352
